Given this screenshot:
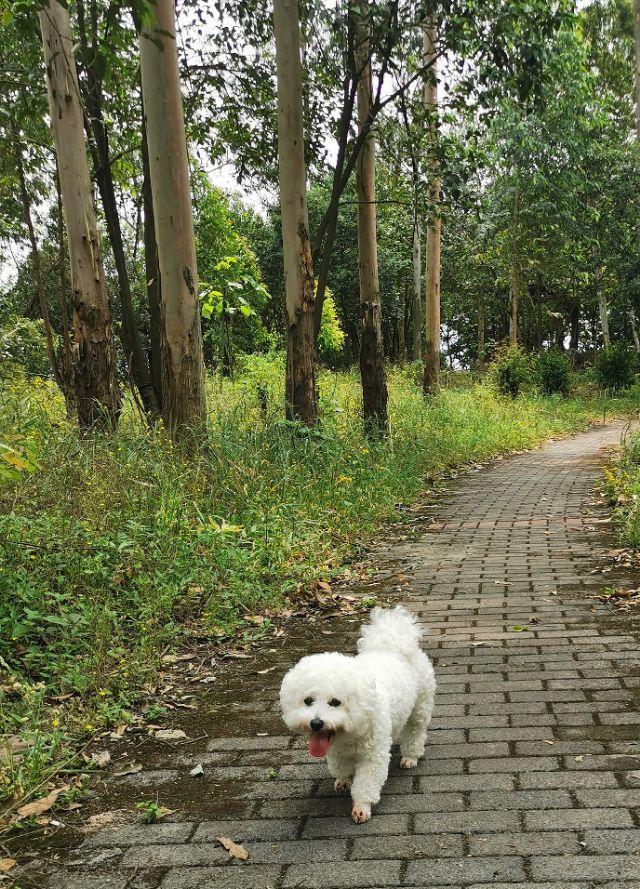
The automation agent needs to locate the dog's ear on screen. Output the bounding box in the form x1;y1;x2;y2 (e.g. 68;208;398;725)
346;674;378;737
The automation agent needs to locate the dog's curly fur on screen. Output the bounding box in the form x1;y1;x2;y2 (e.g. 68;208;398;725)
279;606;436;823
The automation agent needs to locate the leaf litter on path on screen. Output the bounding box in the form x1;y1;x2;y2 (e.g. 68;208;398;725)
217;836;250;860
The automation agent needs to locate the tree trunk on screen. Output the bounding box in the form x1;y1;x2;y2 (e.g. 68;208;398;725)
273;0;317;424
38;0;120;430
592;245;610;348
569;297;580;353
141;103;164;412
509;185;520;346
398;280;406;362
630;309;640;352
423;21;441;395
353;0;388;435
412;219;422;360
139;0;207;438
635;0;640;140
77;0;158;419
477;294;485;372
54;164;76;416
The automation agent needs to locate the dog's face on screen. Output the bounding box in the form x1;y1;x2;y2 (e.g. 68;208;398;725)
279;652;375;757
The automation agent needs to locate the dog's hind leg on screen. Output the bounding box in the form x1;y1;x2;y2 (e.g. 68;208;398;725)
399;685;435;768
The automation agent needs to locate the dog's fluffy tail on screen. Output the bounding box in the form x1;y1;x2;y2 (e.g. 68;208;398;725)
357;605;422;664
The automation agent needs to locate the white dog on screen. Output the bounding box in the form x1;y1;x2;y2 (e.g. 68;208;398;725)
279;606;436;823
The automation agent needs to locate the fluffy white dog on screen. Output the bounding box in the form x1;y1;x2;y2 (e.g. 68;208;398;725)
279;605;436;823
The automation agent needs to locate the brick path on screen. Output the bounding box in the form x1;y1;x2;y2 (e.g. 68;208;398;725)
15;424;640;888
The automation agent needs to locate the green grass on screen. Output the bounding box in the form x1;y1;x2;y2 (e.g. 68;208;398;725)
1;354;639;807
603;425;640;547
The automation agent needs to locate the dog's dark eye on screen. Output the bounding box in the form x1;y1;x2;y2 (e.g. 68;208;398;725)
304;696;314;706
328;698;341;707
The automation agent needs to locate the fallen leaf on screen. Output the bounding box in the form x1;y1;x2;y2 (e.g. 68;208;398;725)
91;750;111;769
189;763;204;777
0;859;16;873
542;739;555;746
17;785;69;819
256;668;275;675
574;755;584;762
217;836;250;860
155;729;187;742
511;625;529;632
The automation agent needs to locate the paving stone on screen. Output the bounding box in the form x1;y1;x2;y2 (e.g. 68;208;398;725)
303;814;410;838
159;866;283;889
525;808;634;830
84;823;195;847
582;829;640;854
468;831;581;856
468;756;560;773
517;769;619;789
351;833;463;859
468;789;573;810
192;819;300;843
405;856;526;885
414;810;520;834
531;855;640;882
282;860;401;887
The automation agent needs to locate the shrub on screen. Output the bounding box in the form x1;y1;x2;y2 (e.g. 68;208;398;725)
490;344;532;397
537;350;572;395
317;293;345;367
594;344;637;392
0;316;51;378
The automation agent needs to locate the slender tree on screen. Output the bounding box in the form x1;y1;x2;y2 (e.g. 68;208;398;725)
76;0;159;418
139;0;206;438
509;184;520;345
423;20;441;394
38;0;121;430
273;0;317;424
412;219;423;360
353;0;388;435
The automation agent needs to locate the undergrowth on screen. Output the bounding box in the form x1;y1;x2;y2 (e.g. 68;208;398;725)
1;354;638;805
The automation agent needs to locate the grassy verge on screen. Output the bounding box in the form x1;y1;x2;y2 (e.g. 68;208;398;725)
603;426;640;546
1;355;638;806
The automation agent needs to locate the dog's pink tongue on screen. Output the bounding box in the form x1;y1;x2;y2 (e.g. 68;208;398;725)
308;732;330;758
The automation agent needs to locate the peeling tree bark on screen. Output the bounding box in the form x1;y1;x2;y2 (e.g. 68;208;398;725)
38;0;120;430
273;0;317;425
423;22;441;395
139;0;206;438
352;0;388;436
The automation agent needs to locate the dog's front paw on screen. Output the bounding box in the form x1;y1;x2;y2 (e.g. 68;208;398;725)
400;757;418;769
351;802;371;824
334;777;352;794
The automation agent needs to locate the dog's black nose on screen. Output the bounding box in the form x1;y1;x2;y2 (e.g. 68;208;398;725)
310;717;324;732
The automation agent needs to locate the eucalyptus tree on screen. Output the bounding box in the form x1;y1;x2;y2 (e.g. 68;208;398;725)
75;0;159;417
39;0;121;429
138;0;207;439
352;0;388;434
273;0;317;424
